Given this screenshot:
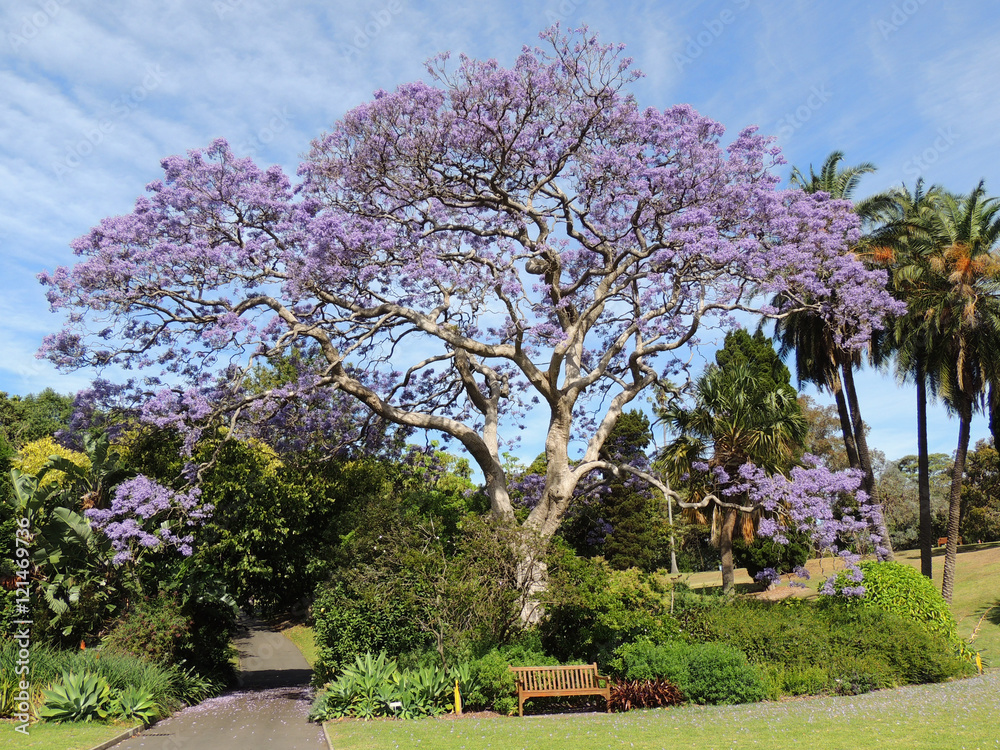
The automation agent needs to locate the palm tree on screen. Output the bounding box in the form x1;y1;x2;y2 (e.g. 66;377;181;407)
661;360;807;594
875;179;948;579
915;181;1000;603
775;151;898;559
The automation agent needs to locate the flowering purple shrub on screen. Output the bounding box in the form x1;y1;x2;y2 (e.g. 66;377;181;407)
39;26;902;554
729;457;887;591
85;476;210;564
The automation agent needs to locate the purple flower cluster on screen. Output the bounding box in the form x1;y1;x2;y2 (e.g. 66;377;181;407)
707;456;889;593
85;476;210;565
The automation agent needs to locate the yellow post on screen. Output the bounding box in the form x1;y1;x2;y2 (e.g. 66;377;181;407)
454;679;463;715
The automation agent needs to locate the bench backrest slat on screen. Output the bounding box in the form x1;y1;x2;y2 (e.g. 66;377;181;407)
512;664;604;689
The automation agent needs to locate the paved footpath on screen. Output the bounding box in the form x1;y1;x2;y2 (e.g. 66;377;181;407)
114;620;326;750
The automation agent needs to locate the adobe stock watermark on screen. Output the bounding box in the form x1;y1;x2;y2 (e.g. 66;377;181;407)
5;0;73;52
543;0;587;26
214;0;253;21
51;64;167;181
674;0;752;72
12;514;34;735
876;0;928;40
775;84;832;141
337;1;403;61
903;126;958;180
233;107;293;159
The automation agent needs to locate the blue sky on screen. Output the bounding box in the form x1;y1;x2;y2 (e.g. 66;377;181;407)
2;0;999;464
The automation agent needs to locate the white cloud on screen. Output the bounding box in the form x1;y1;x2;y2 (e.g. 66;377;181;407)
3;0;1000;467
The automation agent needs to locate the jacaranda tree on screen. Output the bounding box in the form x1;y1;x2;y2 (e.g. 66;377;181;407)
39;28;902;581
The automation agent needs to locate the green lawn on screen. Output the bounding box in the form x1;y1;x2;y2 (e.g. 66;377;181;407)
325;671;1000;750
279;622;318;668
2;720;136;750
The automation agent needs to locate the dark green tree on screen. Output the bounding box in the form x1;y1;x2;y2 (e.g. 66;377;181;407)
0;389;75;448
597;411;662;572
797;395;850;470
662;330;807;593
961;439;1000;543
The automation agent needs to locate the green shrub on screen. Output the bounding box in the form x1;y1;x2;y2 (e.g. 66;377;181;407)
540;547;684;664
829;561;971;658
780;665;830;696
609;640;690;687
683;643;766;705
825;604;973;685
827;654;895;695
164;564;240;686
312;579;431;685
610;640;763;705
732;535;810;580
103;591;190;665
683;593;972;694
683;596;831;668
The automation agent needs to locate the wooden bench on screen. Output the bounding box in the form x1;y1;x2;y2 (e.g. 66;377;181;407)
509;663;611;716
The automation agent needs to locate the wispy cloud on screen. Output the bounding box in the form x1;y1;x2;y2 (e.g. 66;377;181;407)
3;0;1000;461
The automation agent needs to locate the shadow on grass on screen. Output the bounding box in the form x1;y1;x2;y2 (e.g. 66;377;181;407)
984;601;1000;628
688;581;763;596
927;540;1000;557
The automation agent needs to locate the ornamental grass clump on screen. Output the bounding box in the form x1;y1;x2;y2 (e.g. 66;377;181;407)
609;679;684;712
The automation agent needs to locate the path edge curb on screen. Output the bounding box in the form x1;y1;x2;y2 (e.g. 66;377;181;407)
86;723;143;750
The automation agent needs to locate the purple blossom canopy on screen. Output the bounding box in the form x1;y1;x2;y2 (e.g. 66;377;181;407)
39;27;903;538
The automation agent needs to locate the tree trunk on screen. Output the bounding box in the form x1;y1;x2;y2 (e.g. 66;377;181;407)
841;358;895;561
941;398;972;604
719;507;738;595
990;382;1000;449
830;369;861;470
916;356;933;579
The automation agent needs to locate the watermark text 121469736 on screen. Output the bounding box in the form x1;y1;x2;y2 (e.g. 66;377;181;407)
12;516;33;735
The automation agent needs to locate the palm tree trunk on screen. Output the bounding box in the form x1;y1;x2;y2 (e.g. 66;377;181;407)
990;382;999;449
916;356;933;579
830;369;861;469
841;359;895;561
719;506;738;595
941;398;972;604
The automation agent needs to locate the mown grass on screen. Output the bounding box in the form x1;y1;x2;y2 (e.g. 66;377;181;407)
325;671;1000;750
2;719;135;749
280;623;317;668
